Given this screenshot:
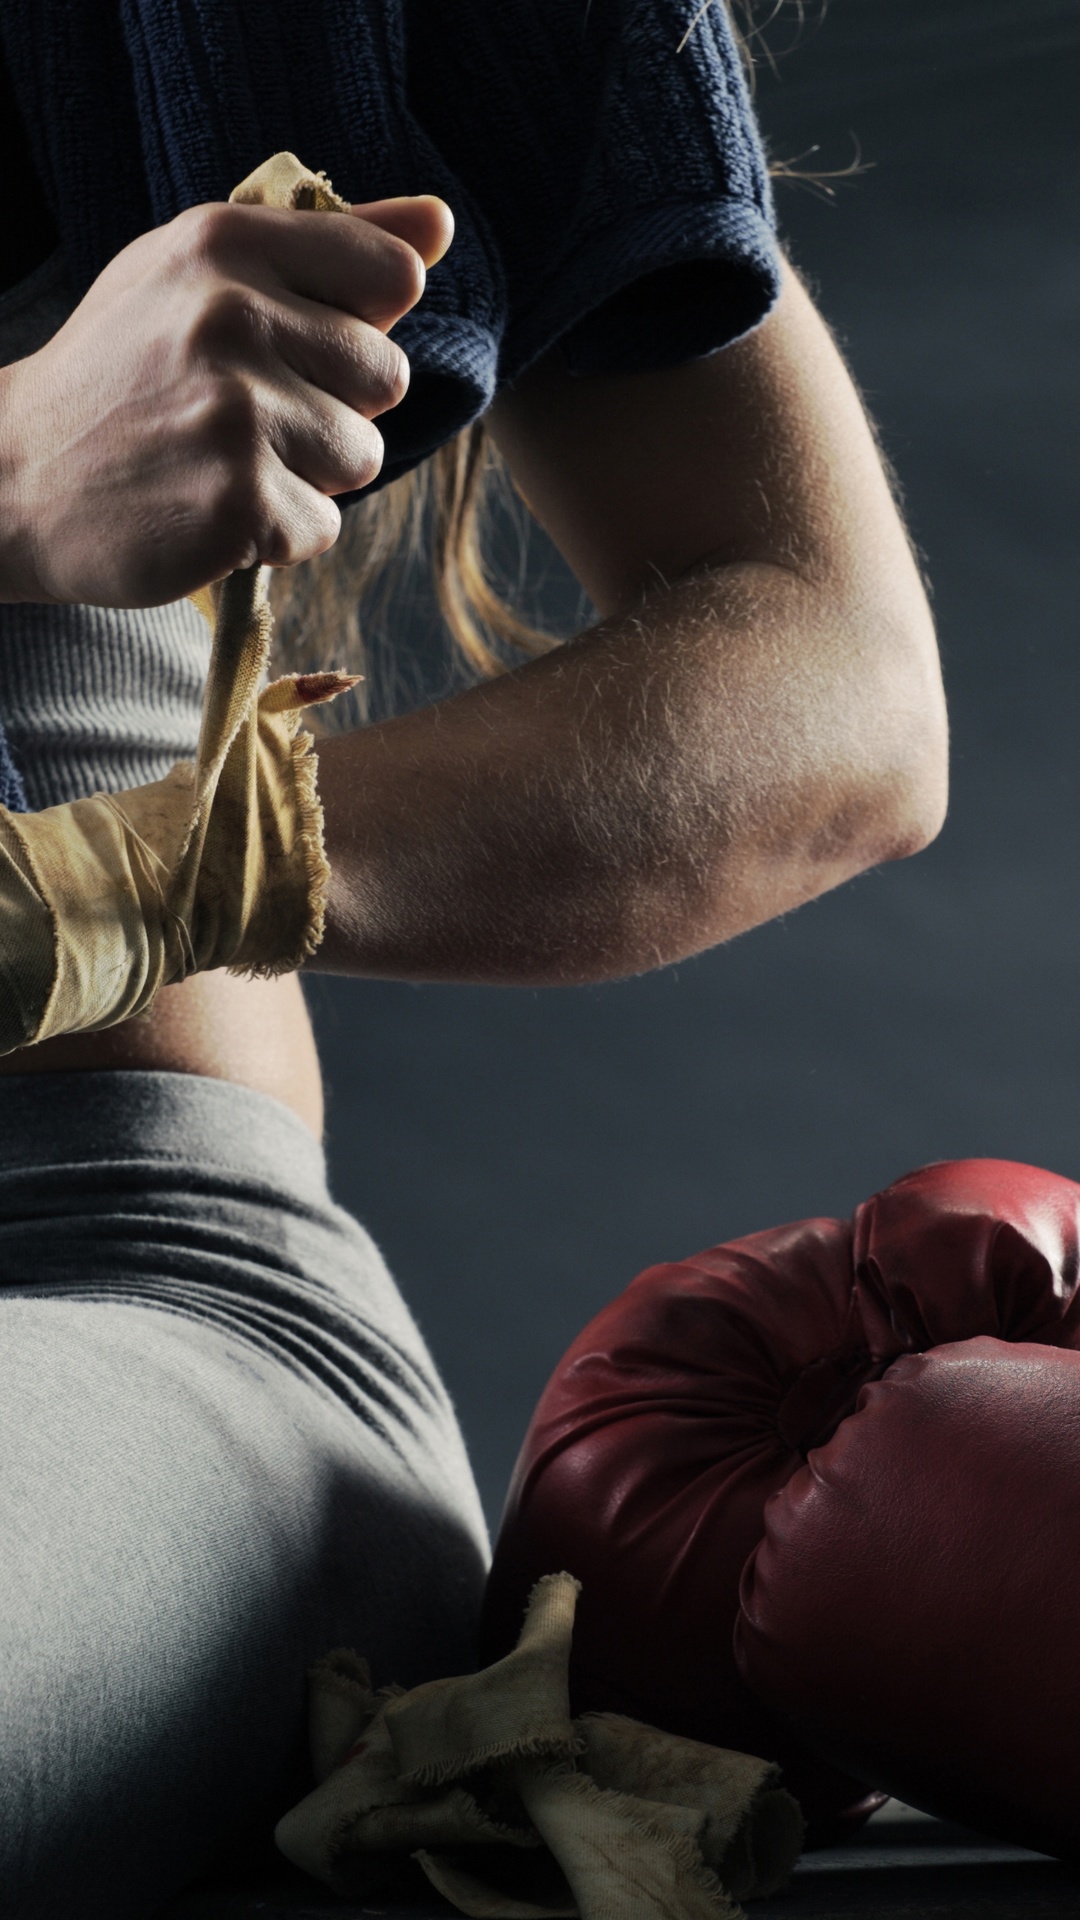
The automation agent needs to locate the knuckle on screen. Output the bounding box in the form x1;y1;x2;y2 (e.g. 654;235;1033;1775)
346;419;385;490
382;235;426;312
350;329;410;415
295;503;342;567
381;341;410;410
265;497;340;570
187;281;263;359
256;522;294;569
174;200;239;265
204;373;263;455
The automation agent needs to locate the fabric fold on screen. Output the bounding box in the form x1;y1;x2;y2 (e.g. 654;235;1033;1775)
275;1571;804;1919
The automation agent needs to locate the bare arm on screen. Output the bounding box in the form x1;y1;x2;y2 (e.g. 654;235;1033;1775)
312;258;948;986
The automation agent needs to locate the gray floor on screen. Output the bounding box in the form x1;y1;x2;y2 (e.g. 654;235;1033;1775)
168;1807;1079;1918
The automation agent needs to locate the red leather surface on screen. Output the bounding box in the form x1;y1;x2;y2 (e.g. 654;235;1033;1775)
482;1159;1080;1847
736;1339;1080;1857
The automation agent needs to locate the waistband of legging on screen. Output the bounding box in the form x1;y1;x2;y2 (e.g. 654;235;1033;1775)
0;1068;329;1200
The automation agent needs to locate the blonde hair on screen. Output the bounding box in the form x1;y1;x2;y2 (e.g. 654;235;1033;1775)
267;422;559;720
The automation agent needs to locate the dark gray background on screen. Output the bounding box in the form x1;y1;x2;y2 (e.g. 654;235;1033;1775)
305;0;1080;1529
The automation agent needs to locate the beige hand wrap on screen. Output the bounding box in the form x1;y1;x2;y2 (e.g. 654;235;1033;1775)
276;1574;804;1920
0;154;357;1056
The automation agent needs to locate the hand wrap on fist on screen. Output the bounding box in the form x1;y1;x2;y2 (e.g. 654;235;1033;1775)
482;1158;1080;1857
0;153;357;1056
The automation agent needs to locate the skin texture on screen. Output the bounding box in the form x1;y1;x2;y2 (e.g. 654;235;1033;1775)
0;218;948;1133
0;195;453;606
312;260;947;984
0;972;327;1135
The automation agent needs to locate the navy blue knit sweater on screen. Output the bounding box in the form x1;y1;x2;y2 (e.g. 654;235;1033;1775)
1;0;779;480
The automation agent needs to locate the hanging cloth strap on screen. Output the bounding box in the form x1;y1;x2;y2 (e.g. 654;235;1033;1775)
0;153;358;1055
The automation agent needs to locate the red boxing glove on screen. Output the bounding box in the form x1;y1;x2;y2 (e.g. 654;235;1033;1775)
735;1336;1080;1858
483;1159;1080;1850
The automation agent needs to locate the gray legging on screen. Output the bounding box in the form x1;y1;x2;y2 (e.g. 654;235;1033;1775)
0;1069;489;1919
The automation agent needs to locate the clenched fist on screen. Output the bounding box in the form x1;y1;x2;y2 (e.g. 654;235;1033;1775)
0;190;452;608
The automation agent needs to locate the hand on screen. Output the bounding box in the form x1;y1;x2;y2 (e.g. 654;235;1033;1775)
0;193;452;608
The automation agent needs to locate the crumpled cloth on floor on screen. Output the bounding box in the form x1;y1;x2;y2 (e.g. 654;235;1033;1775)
276;1573;804;1919
0;152;357;1055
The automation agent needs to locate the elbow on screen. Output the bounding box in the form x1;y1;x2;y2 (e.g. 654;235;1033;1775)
534;585;948;980
835;716;949;878
726;557;951;887
667;597;950;956
844;602;950;870
762;577;950;884
877;745;949;864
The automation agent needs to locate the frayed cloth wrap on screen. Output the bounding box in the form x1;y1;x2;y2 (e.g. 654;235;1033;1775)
0;154;357;1055
275;1573;804;1920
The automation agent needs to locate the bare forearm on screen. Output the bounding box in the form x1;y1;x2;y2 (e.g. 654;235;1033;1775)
313;262;948;986
311;555;945;986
